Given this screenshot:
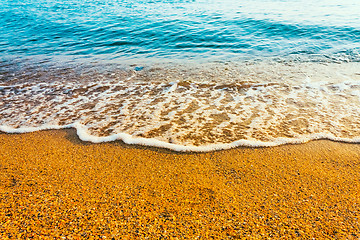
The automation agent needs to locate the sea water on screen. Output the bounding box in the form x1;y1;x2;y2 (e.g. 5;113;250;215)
1;0;360;151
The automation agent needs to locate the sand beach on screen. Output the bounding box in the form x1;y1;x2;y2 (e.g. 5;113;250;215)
0;129;359;239
2;0;360;239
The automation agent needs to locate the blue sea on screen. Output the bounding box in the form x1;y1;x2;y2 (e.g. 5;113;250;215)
1;0;360;151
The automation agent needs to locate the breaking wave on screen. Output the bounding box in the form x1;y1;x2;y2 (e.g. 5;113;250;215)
2;60;360;151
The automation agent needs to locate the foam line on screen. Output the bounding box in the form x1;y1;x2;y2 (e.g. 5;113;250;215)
0;124;73;133
1;123;360;152
2;62;360;151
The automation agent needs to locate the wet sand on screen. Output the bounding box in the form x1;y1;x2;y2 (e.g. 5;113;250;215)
0;129;359;239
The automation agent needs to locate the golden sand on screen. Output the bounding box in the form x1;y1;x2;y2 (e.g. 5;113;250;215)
0;129;359;239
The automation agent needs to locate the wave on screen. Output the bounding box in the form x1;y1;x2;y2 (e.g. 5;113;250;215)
2;123;360;152
1;0;359;61
2;60;360;151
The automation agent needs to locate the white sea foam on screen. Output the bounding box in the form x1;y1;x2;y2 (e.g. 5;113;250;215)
1;61;360;151
2;123;360;152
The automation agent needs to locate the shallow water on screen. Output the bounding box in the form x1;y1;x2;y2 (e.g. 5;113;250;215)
1;0;360;61
1;0;360;151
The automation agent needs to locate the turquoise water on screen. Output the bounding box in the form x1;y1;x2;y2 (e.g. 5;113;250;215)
1;0;359;62
1;0;360;151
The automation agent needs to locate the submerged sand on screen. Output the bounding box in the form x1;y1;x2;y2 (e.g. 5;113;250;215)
0;129;359;239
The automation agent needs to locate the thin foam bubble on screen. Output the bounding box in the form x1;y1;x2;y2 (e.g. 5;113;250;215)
2;61;360;151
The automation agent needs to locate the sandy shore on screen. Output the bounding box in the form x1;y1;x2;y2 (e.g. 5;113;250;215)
0;129;359;239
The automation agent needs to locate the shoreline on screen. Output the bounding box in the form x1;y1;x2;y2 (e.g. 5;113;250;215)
3;125;360;152
1;129;360;238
